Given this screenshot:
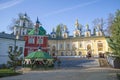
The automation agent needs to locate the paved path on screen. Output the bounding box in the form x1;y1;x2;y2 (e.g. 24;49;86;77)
54;57;99;69
1;58;120;80
1;68;120;80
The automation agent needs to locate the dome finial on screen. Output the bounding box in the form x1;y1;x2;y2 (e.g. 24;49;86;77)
86;24;89;30
75;19;79;29
36;17;40;24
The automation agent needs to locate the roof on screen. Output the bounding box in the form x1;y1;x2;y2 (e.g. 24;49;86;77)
28;26;46;35
51;32;56;34
25;50;53;60
48;35;106;40
0;32;24;41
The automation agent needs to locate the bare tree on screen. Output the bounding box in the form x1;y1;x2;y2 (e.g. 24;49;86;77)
107;13;114;36
7;13;33;33
92;18;105;30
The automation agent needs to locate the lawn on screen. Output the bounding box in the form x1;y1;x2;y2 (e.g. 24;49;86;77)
0;69;21;78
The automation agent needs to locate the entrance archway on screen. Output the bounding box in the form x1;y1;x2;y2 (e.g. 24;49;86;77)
87;44;92;57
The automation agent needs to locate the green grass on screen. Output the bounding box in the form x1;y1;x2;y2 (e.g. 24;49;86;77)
0;69;21;78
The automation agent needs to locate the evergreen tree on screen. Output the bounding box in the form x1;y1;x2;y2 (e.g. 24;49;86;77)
107;10;120;57
7;46;22;71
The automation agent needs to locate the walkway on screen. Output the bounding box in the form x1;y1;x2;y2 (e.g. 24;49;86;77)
1;68;120;80
1;57;120;80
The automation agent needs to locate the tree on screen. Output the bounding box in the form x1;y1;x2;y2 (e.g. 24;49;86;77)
56;24;64;38
8;13;33;32
107;10;120;57
92;18;105;32
7;46;23;71
107;13;114;36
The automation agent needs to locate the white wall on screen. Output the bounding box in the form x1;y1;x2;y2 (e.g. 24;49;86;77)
0;38;25;65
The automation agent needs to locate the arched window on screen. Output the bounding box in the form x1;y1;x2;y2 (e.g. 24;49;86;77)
87;44;91;51
52;46;56;51
87;32;89;37
98;32;100;36
97;42;103;51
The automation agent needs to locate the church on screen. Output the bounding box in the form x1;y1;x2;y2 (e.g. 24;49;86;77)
12;13;110;57
48;19;110;57
12;13;48;57
24;18;48;56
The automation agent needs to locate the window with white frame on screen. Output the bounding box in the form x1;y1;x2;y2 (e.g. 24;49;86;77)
28;37;34;44
67;44;70;49
97;42;103;51
79;43;82;48
60;44;62;49
38;37;43;44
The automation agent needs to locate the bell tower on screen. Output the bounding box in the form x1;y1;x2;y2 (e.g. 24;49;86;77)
96;24;103;36
73;19;82;37
51;28;56;38
62;25;69;38
84;24;91;37
13;13;33;36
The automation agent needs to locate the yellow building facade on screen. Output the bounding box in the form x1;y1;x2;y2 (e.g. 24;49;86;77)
48;36;109;57
48;20;110;57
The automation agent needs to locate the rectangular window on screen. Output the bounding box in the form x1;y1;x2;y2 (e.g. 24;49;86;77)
79;43;82;48
67;44;70;49
38;38;43;44
60;44;62;49
28;37;34;44
98;43;103;51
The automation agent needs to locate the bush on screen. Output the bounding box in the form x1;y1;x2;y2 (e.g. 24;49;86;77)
114;57;120;68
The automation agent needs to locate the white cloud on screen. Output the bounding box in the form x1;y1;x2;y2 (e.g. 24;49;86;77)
43;0;100;17
0;0;24;10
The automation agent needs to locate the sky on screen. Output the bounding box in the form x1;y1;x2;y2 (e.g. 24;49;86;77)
0;0;120;35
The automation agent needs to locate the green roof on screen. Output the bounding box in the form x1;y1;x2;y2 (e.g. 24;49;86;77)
28;29;35;35
39;26;46;35
28;26;46;35
25;50;53;60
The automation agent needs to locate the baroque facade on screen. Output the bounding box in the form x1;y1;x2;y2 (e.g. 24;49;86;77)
13;13;33;36
48;19;110;57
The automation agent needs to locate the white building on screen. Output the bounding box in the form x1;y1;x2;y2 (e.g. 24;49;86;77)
13;13;33;36
0;32;25;65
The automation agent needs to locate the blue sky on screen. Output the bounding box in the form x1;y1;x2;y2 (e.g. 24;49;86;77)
0;0;120;35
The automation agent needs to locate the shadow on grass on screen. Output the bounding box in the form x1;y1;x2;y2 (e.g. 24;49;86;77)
0;69;22;78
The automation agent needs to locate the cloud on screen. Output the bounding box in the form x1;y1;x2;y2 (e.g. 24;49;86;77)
43;0;100;17
0;0;24;10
